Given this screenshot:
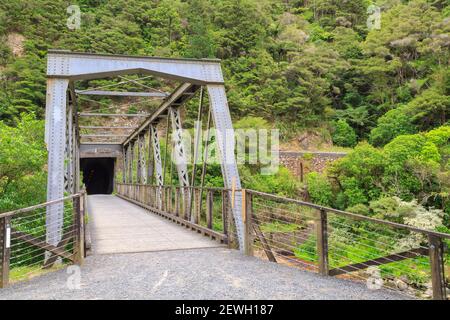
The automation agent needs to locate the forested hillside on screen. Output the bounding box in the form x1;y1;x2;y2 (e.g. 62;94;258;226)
0;1;449;223
0;0;448;137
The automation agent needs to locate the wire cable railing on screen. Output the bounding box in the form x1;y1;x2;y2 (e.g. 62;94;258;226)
243;189;449;300
0;192;87;287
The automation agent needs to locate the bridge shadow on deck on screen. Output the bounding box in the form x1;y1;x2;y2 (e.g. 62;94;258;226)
88;195;223;255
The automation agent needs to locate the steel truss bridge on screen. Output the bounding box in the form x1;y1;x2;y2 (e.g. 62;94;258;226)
0;51;447;300
44;50;245;251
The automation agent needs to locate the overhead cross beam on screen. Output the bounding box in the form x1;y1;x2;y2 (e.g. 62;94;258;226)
75;90;168;98
78;113;149;117
79;126;138;129
47;50;224;84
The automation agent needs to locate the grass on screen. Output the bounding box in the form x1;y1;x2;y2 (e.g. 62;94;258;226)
9;263;67;284
261;221;299;233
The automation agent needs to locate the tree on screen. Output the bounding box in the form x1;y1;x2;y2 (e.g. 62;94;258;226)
369;107;417;147
331;119;357;147
404;88;449;131
0;114;47;212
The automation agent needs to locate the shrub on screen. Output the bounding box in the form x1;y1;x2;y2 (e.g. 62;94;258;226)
0;114;47;212
331;119;357;147
369;108;416;147
240;166;301;197
306;172;333;206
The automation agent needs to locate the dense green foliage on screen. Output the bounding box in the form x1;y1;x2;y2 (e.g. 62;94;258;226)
331;119;357;147
0;0;447;207
308;125;450;229
0;115;47;212
0;0;448;137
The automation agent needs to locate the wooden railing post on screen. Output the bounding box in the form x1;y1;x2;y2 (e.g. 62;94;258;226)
428;235;447;300
195;189;201;224
74;193;85;265
243;190;253;256
317;208;329;276
222;190;228;238
183;188;189;220
0;216;11;288
174;187;179;216
206;190;213;230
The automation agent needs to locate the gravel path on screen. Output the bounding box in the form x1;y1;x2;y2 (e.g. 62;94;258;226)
0;247;409;300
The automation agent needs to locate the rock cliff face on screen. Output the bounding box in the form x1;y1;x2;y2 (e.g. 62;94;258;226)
279;151;347;181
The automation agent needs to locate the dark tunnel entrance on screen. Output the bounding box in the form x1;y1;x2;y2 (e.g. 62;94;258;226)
81;158;115;195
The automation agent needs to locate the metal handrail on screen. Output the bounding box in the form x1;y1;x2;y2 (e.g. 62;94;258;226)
246;189;450;240
0;191;86;218
115;183;450;240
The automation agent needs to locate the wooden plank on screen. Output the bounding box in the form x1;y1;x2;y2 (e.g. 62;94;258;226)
329;247;429;277
43;230;76;269
252;215;277;263
12;229;75;263
116;194;227;243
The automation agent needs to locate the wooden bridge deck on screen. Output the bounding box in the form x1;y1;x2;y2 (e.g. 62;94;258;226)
88;195;223;255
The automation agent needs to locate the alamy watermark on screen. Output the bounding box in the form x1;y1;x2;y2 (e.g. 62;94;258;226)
153;124;280;176
66;265;82;290
366;266;383;290
367;5;382;30
67;5;81;30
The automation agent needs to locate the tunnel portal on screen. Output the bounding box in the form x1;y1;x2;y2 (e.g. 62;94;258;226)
80;158;115;195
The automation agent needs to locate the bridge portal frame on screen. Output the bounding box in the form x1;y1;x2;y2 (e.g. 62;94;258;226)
45;50;244;250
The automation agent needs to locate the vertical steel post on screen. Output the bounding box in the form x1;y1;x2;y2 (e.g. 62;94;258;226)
136;137;142;184
147;127;154;184
207;85;244;250
45;78;70;253
150;124;164;208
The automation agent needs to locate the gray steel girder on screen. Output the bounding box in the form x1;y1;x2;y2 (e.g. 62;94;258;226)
150;124;164;209
47;51;224;84
137;134;147;184
207;85;244;250
169;107;190;188
45;78;69;248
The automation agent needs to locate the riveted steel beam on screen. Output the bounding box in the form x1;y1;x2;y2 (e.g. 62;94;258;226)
45;78;69;251
79;126;138;129
79;113;149;117
75;90;168;98
47;50;224;84
150;124;164;208
122;83;198;146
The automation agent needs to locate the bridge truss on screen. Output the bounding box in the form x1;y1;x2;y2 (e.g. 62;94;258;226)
44;50;244;250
